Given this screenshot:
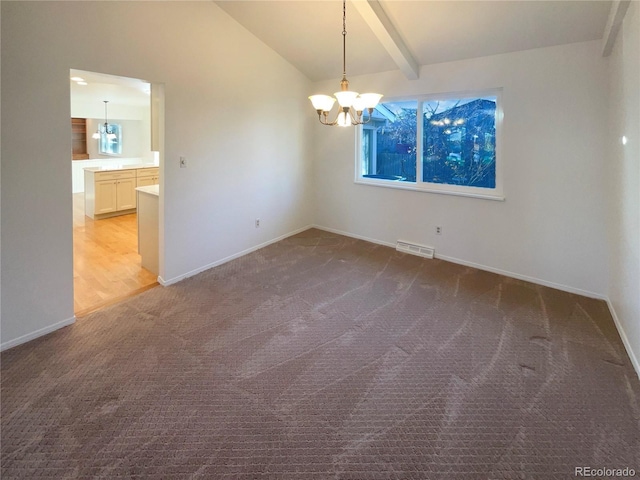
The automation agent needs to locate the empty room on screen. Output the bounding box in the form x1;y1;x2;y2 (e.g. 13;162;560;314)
1;1;639;478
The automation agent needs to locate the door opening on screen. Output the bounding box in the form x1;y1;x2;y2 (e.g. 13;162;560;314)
70;69;162;316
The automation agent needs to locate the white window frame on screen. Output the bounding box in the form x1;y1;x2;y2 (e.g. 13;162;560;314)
354;88;504;201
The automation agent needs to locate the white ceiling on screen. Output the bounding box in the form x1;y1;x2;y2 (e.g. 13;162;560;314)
215;1;612;82
70;69;151;107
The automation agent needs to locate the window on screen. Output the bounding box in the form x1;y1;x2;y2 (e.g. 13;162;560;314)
361;100;417;182
99;124;123;155
357;89;502;200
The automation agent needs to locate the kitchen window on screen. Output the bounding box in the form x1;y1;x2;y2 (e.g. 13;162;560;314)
356;89;503;200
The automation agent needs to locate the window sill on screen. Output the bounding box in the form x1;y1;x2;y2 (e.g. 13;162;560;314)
354;178;505;201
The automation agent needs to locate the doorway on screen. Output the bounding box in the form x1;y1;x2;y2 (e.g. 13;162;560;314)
70;70;162;315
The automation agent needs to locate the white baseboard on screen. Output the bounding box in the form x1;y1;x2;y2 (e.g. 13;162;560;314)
158;225;314;286
0;316;76;352
2;225;637;383
1;226;313;351
606;299;640;380
434;253;606;300
311;224;396;249
313;224;640;379
312;224;606;300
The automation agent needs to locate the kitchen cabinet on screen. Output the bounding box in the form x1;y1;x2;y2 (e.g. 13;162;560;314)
136;167;159;187
94;180;118;215
84;166;159;219
84;169;137;219
136;185;159;275
116;177;137;210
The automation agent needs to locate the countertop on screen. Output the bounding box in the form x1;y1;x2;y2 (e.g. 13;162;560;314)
135;184;159;196
83;163;158;173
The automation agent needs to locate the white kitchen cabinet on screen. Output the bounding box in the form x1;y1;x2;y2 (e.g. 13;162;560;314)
84;166;159;219
136;167;159;188
116;177;137;210
94;180;118;214
84;169;137;219
136;177;156;188
136;185;159;275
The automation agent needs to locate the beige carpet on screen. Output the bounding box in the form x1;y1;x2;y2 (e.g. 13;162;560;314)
2;228;639;478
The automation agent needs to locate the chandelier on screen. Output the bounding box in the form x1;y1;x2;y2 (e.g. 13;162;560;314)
92;100;117;140
308;0;383;127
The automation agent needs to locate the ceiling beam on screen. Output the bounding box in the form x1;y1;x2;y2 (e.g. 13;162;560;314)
351;0;419;80
602;0;631;57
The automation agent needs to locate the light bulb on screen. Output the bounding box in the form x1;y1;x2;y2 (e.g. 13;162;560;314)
337;111;352;127
92;131;100;139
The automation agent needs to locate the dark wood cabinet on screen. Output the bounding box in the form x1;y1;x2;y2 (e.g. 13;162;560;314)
71;117;90;160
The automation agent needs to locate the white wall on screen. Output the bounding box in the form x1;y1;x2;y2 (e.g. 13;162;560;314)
70;101;148;121
71;100;153;163
84;119;147;160
312;40;610;298
608;2;640;372
1;2;313;349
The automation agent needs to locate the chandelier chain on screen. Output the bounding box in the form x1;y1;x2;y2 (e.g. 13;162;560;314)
342;0;347;79
307;0;382;126
102;100;113;135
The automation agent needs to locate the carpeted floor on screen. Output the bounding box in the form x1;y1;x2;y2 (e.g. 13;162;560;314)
2;228;639;479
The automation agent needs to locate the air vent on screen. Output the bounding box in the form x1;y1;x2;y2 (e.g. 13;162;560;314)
396;240;434;259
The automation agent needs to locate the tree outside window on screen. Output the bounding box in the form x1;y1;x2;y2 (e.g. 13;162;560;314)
358;91;500;198
423;98;496;188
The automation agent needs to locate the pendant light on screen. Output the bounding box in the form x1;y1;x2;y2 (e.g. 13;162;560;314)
92;100;117;140
309;0;383;126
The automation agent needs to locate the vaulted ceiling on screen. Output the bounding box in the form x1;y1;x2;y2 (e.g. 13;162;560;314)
215;1;612;82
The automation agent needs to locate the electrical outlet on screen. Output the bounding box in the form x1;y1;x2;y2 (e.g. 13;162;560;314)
255;218;260;228
179;156;187;168
436;226;442;235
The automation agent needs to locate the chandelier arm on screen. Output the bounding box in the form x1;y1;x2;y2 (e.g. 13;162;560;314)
330;108;346;126
322;118;339;126
348;108;359;125
318;111;338;126
360;108;374;125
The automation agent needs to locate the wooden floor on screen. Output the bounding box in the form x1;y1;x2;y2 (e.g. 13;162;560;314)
73;193;158;316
